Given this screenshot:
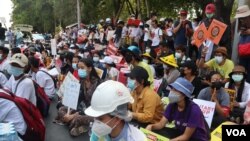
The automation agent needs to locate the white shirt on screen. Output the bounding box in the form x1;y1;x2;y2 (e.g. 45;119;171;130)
151;28;163;46
4;75;37;106
33;68;56;98
0;90;27;135
122;26;128;38
225;82;250;108
0;58;9;71
144;28;150;41
0;72;8;87
107;67;119;80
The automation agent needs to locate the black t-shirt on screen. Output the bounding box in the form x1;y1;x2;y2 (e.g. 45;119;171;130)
0;27;6;40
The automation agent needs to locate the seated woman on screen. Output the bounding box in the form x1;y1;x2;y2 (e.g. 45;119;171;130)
100;56;119;81
146;77;209;141
198;71;230;129
127;66;164;127
225;65;250;123
55;58;101;136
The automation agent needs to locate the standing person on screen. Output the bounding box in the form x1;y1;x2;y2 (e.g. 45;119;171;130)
146;78;209;141
0;23;6;46
15;28;23;46
150;20;163;52
6;28;14;48
173;10;193;50
235;5;250;83
85;80;147;141
225;65;250;123
0;47;10;72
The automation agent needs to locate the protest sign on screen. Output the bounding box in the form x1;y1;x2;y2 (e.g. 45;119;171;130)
57;72;79;97
193;99;216;128
95;67;104;79
193;23;207;47
224;88;236;111
211;121;237;141
62;81;80;110
94;44;105;51
110;55;123;64
51;39;57;55
140;128;169;141
153;79;163;93
107;30;115;41
207;19;227;45
107;43;118;55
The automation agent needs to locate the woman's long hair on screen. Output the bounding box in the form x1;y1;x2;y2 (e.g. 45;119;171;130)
228;75;246;102
79;58;100;80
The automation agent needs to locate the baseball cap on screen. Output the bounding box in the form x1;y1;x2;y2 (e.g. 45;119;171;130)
205;3;216;14
169;77;194;98
10;53;29;68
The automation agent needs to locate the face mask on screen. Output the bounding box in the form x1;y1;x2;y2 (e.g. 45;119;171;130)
168;91;181;103
92;118;118;138
163;64;168;69
93;57;100;62
232;74;244;82
72;63;77;70
214;56;223;64
206;13;214;19
78;69;87;78
143;59;149;64
211;81;223;90
8;65;24;77
175;52;182;59
125;55;133;64
127;79;136;91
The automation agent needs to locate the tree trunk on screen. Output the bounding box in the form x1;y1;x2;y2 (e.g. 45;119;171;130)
145;0;150;17
114;0;125;22
126;0;135;15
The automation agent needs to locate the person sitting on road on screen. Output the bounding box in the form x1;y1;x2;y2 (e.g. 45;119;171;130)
146;77;209;141
85;80;147;141
175;45;191;66
127;66;164;127
100;56;119;81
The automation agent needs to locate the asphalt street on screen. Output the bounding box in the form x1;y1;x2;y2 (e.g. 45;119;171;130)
44;99;90;141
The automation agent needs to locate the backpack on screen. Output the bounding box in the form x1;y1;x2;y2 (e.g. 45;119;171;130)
38;70;57;89
0;89;45;141
15;76;51;117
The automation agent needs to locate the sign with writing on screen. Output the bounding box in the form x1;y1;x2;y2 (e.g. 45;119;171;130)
211;121;237;141
107;43;118;55
193;99;216;128
109;55;123;64
62;81;80;110
140;128;169;141
57;72;79;97
95;67;104;79
207;19;227;45
193;23;207;48
224;88;236;111
51;39;57;55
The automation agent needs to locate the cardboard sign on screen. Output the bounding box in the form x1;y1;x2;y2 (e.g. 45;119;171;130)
224;88;236;111
211;121;237;141
107;43;118;55
109;55;123;64
207;19;227;45
140;128;169;141
95;67;104;79
193;99;216;128
57;72;79;97
193;23;207;47
62;81;80;110
51;39;57;55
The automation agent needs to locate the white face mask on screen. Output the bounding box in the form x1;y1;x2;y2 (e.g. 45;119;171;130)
214;56;223;64
232;74;244;82
92;118;118;138
175;52;182;59
142;59;149;64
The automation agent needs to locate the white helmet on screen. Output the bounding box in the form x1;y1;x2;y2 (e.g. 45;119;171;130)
85;80;134;117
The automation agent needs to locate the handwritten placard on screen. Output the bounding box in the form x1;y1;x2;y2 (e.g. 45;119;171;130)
140;128;169;141
224;88;236;111
57;72;79;97
193;99;216;128
62;81;80;110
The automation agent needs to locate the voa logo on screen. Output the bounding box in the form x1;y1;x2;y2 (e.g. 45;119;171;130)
226;129;246;136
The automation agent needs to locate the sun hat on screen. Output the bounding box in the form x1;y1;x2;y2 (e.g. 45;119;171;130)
9;53;28;68
235;5;250;18
169;77;194;98
159;54;178;68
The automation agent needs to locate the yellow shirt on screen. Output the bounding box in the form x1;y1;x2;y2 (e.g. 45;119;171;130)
138;61;154;88
130;86;164;124
205;59;234;78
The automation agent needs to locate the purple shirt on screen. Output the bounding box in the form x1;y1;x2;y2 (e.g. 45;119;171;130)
164;100;208;141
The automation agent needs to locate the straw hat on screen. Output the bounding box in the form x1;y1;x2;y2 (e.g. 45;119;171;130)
159;54;178;68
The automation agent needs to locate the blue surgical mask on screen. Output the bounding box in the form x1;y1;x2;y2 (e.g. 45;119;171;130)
78;69;87;78
127;79;136;91
8;65;24;77
168;91;181;103
72;63;77;70
232;74;244;82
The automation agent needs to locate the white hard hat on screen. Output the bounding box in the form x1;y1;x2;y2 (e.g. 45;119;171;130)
85;80;134;117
